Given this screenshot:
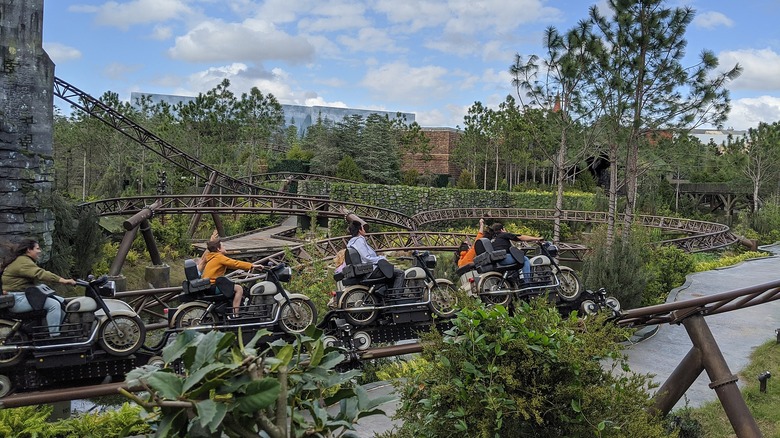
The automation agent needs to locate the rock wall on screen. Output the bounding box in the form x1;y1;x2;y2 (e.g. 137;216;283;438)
0;0;56;256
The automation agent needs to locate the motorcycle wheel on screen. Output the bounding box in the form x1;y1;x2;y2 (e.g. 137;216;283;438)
0;374;12;398
556;267;583;302
0;320;28;367
173;304;215;328
477;273;511;307
340;288;378;326
427;280;458;317
98;315;146;357
279;298;317;334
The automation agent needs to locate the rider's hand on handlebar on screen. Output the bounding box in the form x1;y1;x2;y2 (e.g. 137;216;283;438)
251;261;265;270
60;278;77;286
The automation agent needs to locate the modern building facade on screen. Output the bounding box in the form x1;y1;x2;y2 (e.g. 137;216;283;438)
130;92;415;136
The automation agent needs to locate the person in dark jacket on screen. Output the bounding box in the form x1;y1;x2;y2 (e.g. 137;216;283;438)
486;222;543;280
1;239;76;336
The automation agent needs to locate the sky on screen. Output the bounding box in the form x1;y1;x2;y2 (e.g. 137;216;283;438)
42;0;780;132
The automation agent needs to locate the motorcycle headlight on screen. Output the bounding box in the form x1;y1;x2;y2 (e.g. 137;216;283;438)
99;280;116;297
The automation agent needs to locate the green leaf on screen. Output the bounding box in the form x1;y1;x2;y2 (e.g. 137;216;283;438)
308;338;325;368
571;398;581;413
236;378;280;412
598;420;606;431
196;399;227;433
162;330;200;364
147;371;184;399
193;330;226;370
440;356;450;367
271;344;294;371
182;362;230;393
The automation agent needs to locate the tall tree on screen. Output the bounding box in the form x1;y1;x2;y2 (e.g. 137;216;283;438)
588;0;741;241
738;122;780;211
511;23;602;242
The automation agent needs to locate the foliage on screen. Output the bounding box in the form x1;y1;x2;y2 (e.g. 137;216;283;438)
42;193;105;280
392;300;671;437
335;156;365;182
0;404;150;438
124;327;391;437
582;226;651;310
749;196;780;244
400;169;419;186
372;357;430;382
643;246;695;305
692;251;768;273
455;169;478;189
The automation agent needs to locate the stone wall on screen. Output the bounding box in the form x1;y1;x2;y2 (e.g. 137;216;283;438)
0;0;56;255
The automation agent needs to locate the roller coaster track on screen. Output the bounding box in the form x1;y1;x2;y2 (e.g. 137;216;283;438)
84;193;738;253
79;194;416;230
52;77;283;196
242;172;361;185
413;208;738;252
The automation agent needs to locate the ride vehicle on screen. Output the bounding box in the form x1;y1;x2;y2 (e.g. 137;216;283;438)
470;238;583;307
0;276;146;397
170;259;316;335
578;287;622;318
320;249;458;350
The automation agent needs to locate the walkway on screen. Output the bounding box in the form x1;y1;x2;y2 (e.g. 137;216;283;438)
353;244;780;435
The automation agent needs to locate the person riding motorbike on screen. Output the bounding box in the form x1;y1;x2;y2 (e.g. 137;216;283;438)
1;239;76;336
457;218;485;268
485;222;543;281
346;221;404;292
200;239;264;316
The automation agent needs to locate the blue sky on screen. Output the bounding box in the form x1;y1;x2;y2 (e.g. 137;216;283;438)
42;0;780;131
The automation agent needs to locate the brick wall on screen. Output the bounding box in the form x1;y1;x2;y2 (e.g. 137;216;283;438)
401;127;461;178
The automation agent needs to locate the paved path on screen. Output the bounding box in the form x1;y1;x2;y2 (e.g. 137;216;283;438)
352;244;780;436
623;243;780;409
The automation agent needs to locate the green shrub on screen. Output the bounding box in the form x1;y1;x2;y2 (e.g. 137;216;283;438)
582;228;651;310
0;404;150;438
643;246;695;305
392;301;672;437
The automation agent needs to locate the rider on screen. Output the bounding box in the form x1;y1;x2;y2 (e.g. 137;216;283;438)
457;218;485;268
346;221;404;292
486;222;543;281
1;239;76;336
200;239;263;316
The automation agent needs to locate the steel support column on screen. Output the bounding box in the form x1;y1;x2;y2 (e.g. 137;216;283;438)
188;171;217;238
683;314;762;438
109;226;139;276
651;346;704;416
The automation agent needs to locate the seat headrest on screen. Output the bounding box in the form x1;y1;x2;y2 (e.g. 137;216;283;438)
345;248;362;265
474;238;493;255
184;259;200;280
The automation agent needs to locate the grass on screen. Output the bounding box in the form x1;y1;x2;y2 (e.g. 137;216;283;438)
682;340;780;437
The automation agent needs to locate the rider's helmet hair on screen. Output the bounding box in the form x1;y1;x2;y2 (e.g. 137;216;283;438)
458;242;470;253
206;239;222;252
347;221;365;237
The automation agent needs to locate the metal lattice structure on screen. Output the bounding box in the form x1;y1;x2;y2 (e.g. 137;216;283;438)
413;208;738;253
52;77;283;196
80;194;415;230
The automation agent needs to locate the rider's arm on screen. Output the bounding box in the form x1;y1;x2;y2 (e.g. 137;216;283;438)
19;256;63;284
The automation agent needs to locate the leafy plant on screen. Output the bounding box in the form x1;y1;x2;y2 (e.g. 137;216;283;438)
123;327;392;437
392;300;672;438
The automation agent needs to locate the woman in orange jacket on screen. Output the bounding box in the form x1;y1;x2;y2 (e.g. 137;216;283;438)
457;218;484;268
201;239;263;315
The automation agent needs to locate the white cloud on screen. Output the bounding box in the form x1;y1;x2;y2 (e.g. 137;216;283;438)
338;28;403;53
176;63;347;108
693;11;734;29
150;25;173;41
726;96;780;130
72;0;191;30
43;42;82;63
297;2;369;33
719;48;780;91
103;62;141;80
360;61;451;104
168;19;315;64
